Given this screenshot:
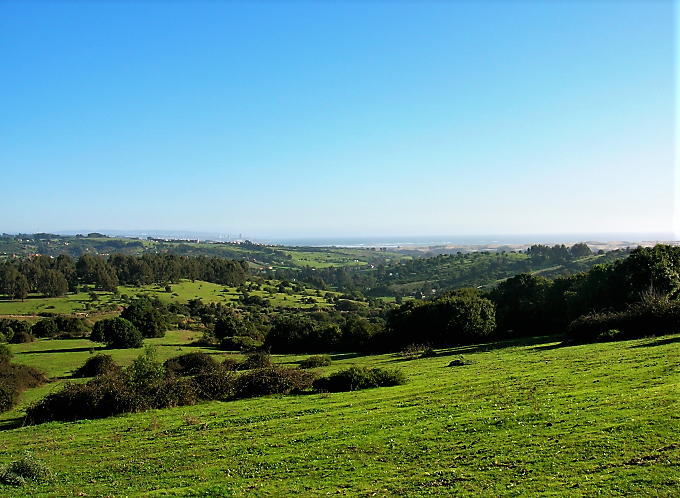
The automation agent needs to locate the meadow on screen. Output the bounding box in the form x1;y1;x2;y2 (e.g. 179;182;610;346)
0;280;337;317
1;332;678;497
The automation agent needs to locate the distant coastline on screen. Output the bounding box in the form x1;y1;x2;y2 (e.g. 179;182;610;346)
10;230;676;251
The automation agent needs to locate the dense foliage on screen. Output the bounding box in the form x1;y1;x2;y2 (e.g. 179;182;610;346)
0;253;248;299
0;356;48;413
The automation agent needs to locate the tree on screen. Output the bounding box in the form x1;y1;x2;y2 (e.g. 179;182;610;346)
90;318;143;349
32;320;58;338
214;315;250;341
570;243;592;259
120;303;167;338
37;270;68;298
616;244;680;302
76;254;118;292
385;288;496;349
487;273;553;336
0;265;28;301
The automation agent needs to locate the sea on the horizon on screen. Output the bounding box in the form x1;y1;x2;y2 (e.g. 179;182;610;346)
261;233;675;248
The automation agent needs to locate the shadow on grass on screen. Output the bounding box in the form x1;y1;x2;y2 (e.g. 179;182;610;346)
0;417;26;432
386;334;565;363
630;335;680;349
16;346;105;355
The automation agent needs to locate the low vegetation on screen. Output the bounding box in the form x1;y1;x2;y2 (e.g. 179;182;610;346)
0;452;51;486
298;354;332;369
313;365;406;392
0;355;48;413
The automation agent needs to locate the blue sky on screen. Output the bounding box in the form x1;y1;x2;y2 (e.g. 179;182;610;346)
0;1;675;240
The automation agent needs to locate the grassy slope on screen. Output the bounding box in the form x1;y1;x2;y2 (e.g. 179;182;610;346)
0;280;338;317
0;334;678;497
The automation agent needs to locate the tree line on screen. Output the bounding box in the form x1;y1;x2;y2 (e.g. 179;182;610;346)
0;253;249;300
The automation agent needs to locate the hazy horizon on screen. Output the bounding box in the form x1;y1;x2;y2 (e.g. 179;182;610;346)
3;229;676;248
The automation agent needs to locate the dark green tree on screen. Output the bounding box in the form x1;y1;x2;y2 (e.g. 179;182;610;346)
90;318;142;349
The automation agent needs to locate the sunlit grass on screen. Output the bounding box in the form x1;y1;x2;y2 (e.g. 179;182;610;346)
0;333;677;496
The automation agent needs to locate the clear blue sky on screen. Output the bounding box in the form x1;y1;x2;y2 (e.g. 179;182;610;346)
0;1;675;240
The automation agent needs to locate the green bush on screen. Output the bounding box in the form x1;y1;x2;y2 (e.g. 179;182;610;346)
0;452;51;486
0;359;47;413
164;352;219;376
73;354;121;378
219;336;263;352
313;365;406;392
235;367;317;398
9;332;35;344
298;355;332;369
0;344;12;361
566;299;680;344
193;369;236;400
240;351;272;370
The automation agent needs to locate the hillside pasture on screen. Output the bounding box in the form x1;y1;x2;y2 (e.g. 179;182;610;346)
0;280;340;318
0;333;677;496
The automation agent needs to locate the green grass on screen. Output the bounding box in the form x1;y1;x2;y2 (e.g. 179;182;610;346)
0;280;342;318
0;333;678;496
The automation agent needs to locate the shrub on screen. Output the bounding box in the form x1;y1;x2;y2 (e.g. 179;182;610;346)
0;344;12;361
383;290;496;351
25;373;127;423
401;343;434;360
598;329;622;342
164;352;219;376
566;299;680;343
0;361;48;413
193;369;236;400
26;346;202;424
240;351;272;370
219;336;262;352
0;452;51;486
188;335;218;347
9;332;35;344
298;355;332;369
126;345;165;390
53;316;89;335
235;366;317;398
313;365;406;392
73;354;122;378
151;377;198;409
220;358;241;371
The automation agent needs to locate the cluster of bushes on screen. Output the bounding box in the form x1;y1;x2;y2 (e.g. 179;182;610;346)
0;316;91;344
313;365;406;392
488;244;680;342
298;355;332;369
25;349;406;424
0;346;49;413
264;314;377;353
375;288;496;350
566;298;680;343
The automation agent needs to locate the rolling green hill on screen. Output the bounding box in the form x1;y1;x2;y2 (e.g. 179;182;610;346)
1;333;677;497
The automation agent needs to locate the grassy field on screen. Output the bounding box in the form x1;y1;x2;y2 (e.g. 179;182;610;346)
0;280;339;318
0;332;678;497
